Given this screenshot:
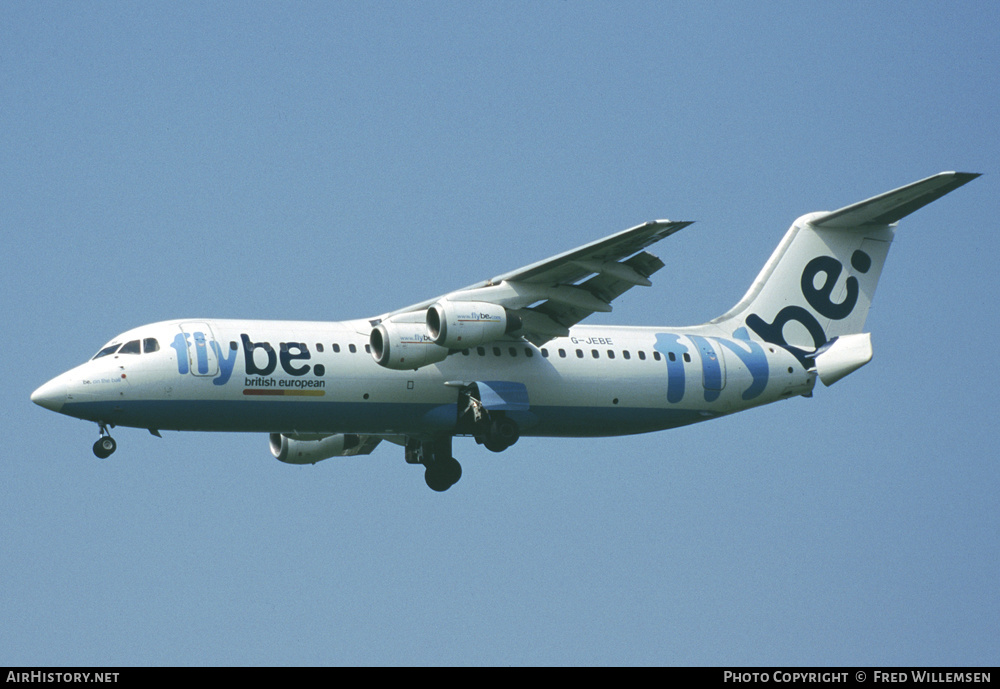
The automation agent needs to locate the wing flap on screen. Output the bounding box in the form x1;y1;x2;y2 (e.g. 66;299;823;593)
525;251;667;335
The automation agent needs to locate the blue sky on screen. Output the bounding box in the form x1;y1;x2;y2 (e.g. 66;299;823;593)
3;1;997;666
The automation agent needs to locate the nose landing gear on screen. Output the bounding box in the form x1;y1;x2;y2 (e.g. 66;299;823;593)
93;423;117;459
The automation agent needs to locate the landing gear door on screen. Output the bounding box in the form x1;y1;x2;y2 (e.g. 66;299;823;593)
457;380;530;434
179;322;220;377
475;381;530;412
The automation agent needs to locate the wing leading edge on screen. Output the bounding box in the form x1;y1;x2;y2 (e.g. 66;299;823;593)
379;219;694;344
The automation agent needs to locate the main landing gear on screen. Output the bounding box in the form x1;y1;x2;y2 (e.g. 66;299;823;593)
406;436;462;492
405;395;522;491
93;423;117;459
459;386;520;454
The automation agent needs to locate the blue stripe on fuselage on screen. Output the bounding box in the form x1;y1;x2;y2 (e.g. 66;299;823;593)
60;398;710;438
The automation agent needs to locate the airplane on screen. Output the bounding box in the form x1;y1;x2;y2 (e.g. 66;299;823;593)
31;171;979;491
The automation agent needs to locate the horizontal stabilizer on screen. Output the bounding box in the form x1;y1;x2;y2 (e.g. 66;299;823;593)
812;171;980;228
812;333;873;386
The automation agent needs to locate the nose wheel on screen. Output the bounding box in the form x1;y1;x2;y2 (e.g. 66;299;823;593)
93;436;117;458
93;423;117;459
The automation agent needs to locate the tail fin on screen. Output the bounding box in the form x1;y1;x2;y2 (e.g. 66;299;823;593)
712;172;980;365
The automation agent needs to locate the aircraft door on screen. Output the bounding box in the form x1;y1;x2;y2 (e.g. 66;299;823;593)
691;336;726;396
179;322;220;377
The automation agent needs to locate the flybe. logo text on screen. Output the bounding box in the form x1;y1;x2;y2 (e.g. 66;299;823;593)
746;250;871;365
171;333;326;386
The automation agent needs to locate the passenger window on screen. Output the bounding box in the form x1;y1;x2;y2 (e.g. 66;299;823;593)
576;349;584;359
668;352;676;362
316;343;324;353
638;351;646;361
333;343;341;353
623;350;631;360
462;349;471;356
493;347;502;357
541;348;549;358
524;348;533;358
558;349;566;358
118;340;141;355
591;349;599;359
477;347;486;356
508;347;517;357
349;344;357;353
653;351;662;361
607;350;615;359
365;344;371;354
683;353;691;363
93;343;121;359
143;338;160;354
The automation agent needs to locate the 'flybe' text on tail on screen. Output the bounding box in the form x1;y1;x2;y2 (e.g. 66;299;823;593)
711;171;980;366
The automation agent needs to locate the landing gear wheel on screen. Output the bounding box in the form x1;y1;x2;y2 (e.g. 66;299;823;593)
424;456;462;492
482;417;519;453
93;436;117;459
483;438;508;453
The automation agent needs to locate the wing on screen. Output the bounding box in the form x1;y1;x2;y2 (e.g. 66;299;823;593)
378;219;694;344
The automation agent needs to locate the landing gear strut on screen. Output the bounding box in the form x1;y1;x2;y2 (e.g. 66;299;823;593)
93;423;116;459
459;385;520;453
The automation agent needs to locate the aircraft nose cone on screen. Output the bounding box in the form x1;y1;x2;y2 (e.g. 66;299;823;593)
31;377;67;413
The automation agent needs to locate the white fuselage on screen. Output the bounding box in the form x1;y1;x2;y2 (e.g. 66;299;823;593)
34;318;815;438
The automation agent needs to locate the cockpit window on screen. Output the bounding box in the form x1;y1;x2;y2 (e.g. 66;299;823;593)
118;340;141;355
143;338;160;353
93;343;121;359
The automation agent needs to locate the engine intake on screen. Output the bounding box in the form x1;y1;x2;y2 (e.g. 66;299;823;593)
426;300;520;349
370;320;449;370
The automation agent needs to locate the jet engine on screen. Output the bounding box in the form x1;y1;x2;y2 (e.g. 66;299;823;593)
426;300;520;349
370;320;449;370
269;433;372;464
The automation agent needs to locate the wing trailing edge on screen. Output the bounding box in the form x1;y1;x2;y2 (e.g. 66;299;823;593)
378;219;693;345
